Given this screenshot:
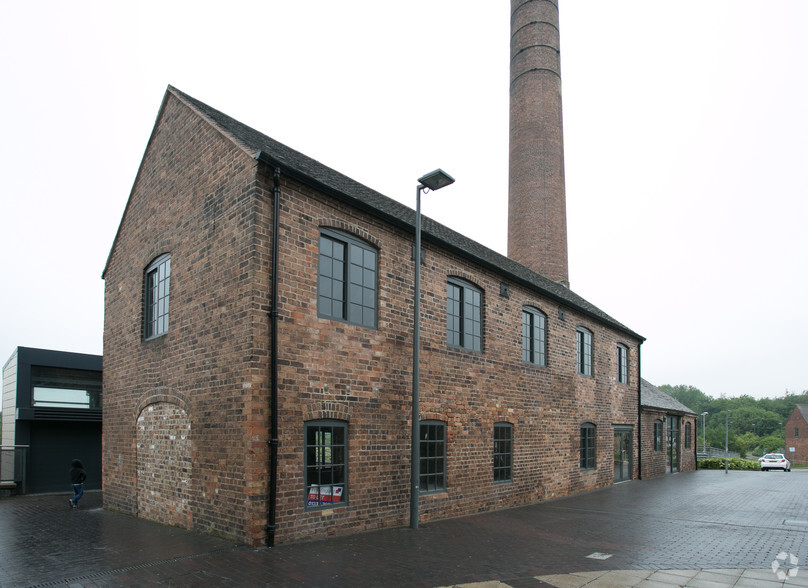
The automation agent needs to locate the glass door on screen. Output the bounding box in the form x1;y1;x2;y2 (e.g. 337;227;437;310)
667;415;680;473
613;428;632;483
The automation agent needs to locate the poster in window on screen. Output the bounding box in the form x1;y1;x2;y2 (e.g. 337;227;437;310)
307;485;343;506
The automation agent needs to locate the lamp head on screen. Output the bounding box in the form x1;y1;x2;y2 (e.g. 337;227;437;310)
418;169;455;191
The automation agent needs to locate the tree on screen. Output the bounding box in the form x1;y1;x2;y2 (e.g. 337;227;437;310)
660;385;711;414
757;434;785;455
659;383;807;454
734;431;758;458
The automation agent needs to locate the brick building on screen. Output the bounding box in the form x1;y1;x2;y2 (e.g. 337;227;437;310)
640;379;697;478
784;405;808;465
102;2;645;546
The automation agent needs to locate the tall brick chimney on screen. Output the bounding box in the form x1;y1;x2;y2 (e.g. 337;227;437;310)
508;0;569;287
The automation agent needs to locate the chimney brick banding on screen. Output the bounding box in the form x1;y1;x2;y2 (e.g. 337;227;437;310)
508;0;569;287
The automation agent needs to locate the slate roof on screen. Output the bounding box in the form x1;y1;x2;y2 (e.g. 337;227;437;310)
111;85;644;341
641;379;696;415
794;405;808;423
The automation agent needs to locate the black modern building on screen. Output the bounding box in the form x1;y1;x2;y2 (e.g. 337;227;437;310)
2;347;102;493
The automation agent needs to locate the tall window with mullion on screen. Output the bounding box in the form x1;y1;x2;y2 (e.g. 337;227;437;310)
305;420;347;508
318;229;377;328
616;343;628;384
144;253;171;339
580;423;596;469
419;421;446;493
493;422;513;483
653;420;663;451
522;307;546;366
576;327;593;376
447;278;482;352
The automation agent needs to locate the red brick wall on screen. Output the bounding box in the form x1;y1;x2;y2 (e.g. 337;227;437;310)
680;416;697;472
264;170;640;542
103;93;270;544
104;91;642;546
785;408;808;465
640;410;697;478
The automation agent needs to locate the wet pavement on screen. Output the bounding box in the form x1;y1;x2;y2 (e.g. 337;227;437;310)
1;469;807;587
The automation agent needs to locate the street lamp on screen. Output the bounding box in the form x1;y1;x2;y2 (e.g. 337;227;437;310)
701;411;708;454
725;410;730;474
411;169;454;530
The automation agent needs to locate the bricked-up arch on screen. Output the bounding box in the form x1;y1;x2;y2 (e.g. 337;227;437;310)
136;402;193;529
304;400;353;422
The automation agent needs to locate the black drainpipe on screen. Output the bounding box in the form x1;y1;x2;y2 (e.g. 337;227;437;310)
264;157;280;547
637;342;643;480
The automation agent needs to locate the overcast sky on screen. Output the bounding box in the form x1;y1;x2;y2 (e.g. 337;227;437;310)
1;1;806;399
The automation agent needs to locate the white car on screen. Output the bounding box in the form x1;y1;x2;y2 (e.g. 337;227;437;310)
760;453;791;472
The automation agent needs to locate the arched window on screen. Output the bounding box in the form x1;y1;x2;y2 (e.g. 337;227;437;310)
317;229;377;328
304;420;348;508
144;253;171;340
493;423;513;483
447;278;483;352
419;421;447;493
617;344;628;384
522;307;547;366
653;420;663;452
576;327;593;376
580;423;596;469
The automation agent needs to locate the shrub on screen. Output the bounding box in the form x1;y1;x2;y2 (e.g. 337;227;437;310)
698;457;760;471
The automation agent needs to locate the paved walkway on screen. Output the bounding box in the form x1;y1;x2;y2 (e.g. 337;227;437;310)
1;470;807;587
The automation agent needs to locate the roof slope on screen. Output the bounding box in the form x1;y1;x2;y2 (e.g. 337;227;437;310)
794;405;808;423
111;85;644;341
641;379;696;415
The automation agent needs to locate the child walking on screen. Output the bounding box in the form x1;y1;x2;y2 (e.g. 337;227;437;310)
68;459;87;508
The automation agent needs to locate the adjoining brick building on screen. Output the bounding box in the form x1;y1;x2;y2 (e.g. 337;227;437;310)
102;2;646;546
784;405;808;465
640;379;697;478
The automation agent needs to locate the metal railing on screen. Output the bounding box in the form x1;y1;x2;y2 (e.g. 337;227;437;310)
0;446;29;495
696;446;740;460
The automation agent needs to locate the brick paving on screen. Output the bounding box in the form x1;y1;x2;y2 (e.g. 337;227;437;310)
1;470;807;587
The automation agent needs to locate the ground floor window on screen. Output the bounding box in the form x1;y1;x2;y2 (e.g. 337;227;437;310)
580;423;596;469
305;420;347;508
653;420;663;452
493;423;513;483
420;421;446;493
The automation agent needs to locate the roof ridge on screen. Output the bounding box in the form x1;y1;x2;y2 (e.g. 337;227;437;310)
153;86;643;341
167;85;258;159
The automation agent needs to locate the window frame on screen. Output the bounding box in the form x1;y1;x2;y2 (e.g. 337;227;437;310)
576;327;593;377
522;306;547;366
31;366;102;410
653;420;663;452
144;253;171;340
580;423;596;470
419;420;446;494
304;420;348;510
493;422;513;483
446;278;483;353
684;422;692;449
317;228;378;329
616;343;628;384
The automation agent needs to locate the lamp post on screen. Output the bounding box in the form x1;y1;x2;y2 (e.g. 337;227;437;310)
411;169;454;530
725;410;730;474
701;411;708;454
